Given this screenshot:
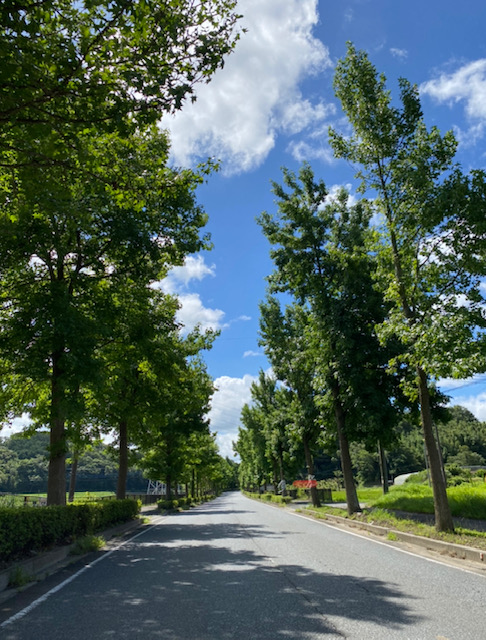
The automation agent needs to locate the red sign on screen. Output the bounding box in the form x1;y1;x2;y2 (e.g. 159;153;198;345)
292;480;317;488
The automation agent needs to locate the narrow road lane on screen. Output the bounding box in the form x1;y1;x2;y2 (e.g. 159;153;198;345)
2;492;485;639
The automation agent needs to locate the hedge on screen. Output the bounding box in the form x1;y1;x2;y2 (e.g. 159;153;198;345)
243;491;292;505
157;495;217;511
0;499;141;565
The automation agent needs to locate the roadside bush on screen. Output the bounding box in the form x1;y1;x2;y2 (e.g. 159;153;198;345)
0;499;140;565
243;491;292;505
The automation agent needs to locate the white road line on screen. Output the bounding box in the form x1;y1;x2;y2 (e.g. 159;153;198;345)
1;516;166;628
286;507;486;578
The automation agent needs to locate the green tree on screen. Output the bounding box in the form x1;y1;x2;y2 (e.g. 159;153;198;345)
259;300;323;507
0;129;210;504
138;350;214;500
0;443;19;491
0;0;242;167
235;403;272;492
259;167;400;513
329;43;486;530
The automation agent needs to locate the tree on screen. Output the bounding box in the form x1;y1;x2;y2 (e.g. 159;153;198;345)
0;0;242;168
235;403;272;492
138;346;215;500
258;167;400;514
0;0;242;505
329;43;486;531
259;300;323;508
0;128;210;504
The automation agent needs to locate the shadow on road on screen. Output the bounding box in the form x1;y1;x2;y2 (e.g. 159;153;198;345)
2;496;423;640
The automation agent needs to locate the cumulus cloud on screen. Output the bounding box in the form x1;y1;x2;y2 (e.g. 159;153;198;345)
163;0;332;174
421;59;486;142
176;293;227;334
288;140;335;164
162;255;215;293
449;392;486;422
208;374;257;457
154;255;226;334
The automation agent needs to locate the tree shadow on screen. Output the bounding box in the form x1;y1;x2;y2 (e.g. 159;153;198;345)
3;505;424;640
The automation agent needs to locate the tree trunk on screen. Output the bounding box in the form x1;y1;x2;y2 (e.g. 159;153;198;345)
378;441;389;494
166;475;172;502
68;453;79;503
417;367;454;532
47;349;67;506
116;419;128;500
272;460;279;495
303;433;320;507
332;383;361;515
191;468;196;499
278;448;287;496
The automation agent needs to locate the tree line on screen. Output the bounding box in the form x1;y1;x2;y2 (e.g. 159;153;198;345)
0;1;242;504
236;43;486;533
0;431;239;498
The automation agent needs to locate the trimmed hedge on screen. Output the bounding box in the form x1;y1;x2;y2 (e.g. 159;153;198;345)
0;499;141;565
157;495;217;511
243;491;292;505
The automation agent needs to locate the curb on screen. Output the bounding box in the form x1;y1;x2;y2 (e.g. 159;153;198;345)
0;514;148;601
303;508;486;566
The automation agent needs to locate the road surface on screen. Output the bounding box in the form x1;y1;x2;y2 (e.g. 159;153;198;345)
1;491;485;639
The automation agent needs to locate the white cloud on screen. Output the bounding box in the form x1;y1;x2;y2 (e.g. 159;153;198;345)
159;255;215;294
390;48;408;60
0;414;32;439
449;392;486;422
154;255;225;335
288;139;335;164
243;350;262;358
164;0;332;174
176;293;227;335
421;59;486;122
208;374;257;457
344;8;354;22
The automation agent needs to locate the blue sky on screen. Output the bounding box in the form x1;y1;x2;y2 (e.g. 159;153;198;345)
5;1;486;457
159;0;486;458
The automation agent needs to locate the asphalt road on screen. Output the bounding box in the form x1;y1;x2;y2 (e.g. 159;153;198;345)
1;491;486;639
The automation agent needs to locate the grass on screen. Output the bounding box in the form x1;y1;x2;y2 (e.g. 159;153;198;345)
70;535;106;555
0;491;116;508
371;483;486;520
331;487;384;504
307;503;486;550
306;481;486;551
8;566;33;589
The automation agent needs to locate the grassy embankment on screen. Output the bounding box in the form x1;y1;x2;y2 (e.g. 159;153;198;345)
309;482;486;549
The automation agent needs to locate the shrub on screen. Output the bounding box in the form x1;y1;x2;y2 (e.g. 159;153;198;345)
0;499;140;565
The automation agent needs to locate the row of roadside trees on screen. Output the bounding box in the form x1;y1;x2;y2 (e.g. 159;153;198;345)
0;1;242;504
236;43;486;532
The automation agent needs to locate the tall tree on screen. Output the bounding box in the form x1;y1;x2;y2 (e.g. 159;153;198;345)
329;43;486;531
0;128;210;504
259;168;399;514
259;300;323;508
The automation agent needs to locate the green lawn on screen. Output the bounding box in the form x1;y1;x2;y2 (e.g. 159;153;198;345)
331;483;486;521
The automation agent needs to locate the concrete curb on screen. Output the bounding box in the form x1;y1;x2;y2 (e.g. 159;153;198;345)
303;509;486;566
0;513;148;599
